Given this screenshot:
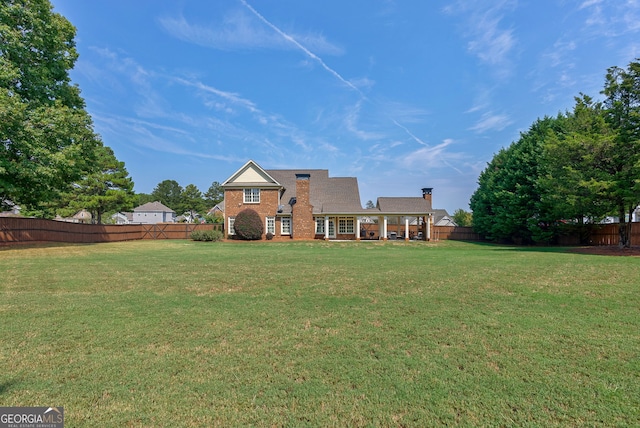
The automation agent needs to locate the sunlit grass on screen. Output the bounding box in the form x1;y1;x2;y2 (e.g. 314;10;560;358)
1;240;638;426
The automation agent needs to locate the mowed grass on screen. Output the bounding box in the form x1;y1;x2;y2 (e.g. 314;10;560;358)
0;240;638;427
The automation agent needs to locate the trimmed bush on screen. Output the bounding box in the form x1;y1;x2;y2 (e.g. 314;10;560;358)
233;208;263;240
190;229;223;242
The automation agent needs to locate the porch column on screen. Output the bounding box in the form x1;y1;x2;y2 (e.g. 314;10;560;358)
383;216;388;240
324;216;329;240
404;217;410;241
426;215;431;241
356;217;361;240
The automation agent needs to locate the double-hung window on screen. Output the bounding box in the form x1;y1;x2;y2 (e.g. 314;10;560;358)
315;217;325;234
281;217;291;235
243;188;260;203
266;217;275;235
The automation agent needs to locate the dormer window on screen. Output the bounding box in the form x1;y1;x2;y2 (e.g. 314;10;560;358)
244;188;260;203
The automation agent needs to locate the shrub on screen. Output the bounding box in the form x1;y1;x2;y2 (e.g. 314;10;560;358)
190;229;223;242
233;208;263;240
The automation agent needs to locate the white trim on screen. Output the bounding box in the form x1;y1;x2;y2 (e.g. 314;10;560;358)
222;159;281;187
281;217;291;235
266;216;275;234
243;188;260;203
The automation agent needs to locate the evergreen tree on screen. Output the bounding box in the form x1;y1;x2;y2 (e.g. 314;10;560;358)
60;145;135;224
601;59;640;247
151;180;183;211
182;184;206;221
204;181;223;207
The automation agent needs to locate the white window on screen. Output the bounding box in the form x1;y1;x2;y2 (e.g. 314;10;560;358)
338;217;354;234
266;217;275;234
228;217;235;235
243;188;260;203
315;217;325;234
281;217;291;235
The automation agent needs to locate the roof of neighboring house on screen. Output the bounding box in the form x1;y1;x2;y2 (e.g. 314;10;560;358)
207;202;225;215
133;201;176;213
73;209;92;220
433;209;451;222
112;212;134;221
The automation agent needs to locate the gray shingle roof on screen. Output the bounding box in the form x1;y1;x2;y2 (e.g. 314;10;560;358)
133;201;175;213
265;169;366;215
376;197;432;214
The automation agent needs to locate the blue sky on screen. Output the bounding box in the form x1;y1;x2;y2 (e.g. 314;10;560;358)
51;0;640;213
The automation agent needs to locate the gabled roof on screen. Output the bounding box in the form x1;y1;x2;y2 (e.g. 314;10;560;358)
376;197;432;215
222;160;435;217
222;160;282;188
207;201;225;215
432;208;454;224
266;169;366;215
134;201;175;213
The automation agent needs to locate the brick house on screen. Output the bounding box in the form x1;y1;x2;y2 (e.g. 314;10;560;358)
222;160;435;241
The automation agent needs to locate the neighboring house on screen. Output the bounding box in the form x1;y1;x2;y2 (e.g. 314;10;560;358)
112;212;133;224
222;160;434;241
133;201;176;224
177;212;202;223
0;203;21;217
433;209;457;227
207;202;225;216
54;209;92;223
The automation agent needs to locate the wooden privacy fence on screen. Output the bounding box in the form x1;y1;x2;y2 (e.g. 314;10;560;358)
2;217;637;245
0;217;222;244
587;222;640;246
433;226;480;241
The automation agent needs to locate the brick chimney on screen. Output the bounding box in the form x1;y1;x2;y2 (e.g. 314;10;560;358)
421;187;433;206
292;174;314;239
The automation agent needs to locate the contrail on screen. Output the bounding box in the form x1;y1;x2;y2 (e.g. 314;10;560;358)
392;119;428;146
240;0;365;97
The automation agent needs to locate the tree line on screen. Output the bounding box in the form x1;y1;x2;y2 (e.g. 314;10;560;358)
138;180;224;222
470;59;640;248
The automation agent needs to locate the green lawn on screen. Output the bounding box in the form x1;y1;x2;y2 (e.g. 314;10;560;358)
1;240;638;426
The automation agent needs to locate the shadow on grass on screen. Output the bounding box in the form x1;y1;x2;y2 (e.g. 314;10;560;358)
0;242;101;252
0;378;21;396
454;240;634;257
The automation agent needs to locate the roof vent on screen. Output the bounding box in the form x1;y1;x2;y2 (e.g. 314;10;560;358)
288;197;297;206
277;205;284;213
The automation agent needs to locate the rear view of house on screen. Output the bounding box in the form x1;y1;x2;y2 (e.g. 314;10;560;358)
222;160;435;241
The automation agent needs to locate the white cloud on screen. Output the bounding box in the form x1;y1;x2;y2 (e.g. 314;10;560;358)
344;101;385;140
158;11;344;55
173;77;258;114
578;0;640;36
469;112;512;133
400;139;466;174
443;0;517;76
